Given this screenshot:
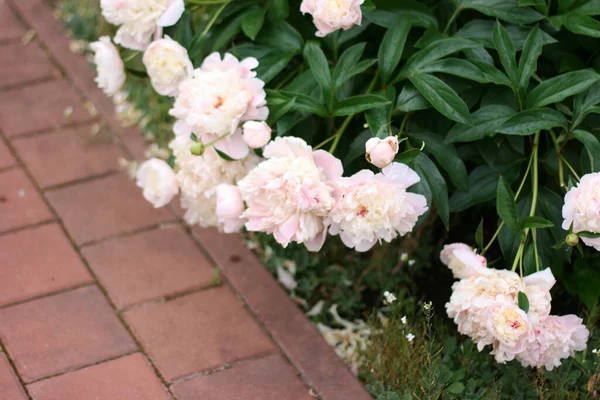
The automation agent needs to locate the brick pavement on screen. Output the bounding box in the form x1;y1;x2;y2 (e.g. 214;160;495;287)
0;1;371;399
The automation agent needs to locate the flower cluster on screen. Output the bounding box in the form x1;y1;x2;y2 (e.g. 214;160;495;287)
442;244;589;370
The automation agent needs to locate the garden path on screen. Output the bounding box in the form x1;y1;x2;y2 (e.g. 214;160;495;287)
0;0;370;399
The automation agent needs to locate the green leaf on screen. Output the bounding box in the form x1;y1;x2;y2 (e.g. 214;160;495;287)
399;38;482;76
574;129;600;171
492;22;518;84
518;291;530;313
256;51;295;84
456;20;557;50
365;2;438;29
332;95;391;116
497;109;568;135
395;148;422;164
451;164;521;211
344;130;372;166
268;0;289;20
415;153;450;229
333;43;366;89
570;0;600;15
395;84;431;112
277;90;329;117
527;69;600;108
517;26;543;93
446;382;466;395
420;59;491;83
411;132;469;192
267;93;296;125
475;219;485;249
378;16;412;83
303;41;332;104
256;21;304;54
365;87;396;137
522;216;555;228
497;176;520;234
461;0;544;24
577;231;600;239
167;154;175;169
409;74;472;124
573;81;600;127
242;7;266;40
470;60;513;87
562;15;600;38
211;12;245;52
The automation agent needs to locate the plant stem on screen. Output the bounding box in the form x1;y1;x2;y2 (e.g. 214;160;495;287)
329;71;379;153
549;129;566;190
202;1;230;36
123;51;140;63
562;156;581;181
443;6;462;34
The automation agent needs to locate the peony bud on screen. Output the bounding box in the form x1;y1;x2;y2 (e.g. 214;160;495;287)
215;184;245;233
365;136;399;169
190;142;204;156
242;121;272;149
566;233;580;247
143;36;193;97
135;158;179;208
300;0;365;37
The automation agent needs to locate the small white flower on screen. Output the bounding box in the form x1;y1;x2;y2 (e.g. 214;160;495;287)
401;316;407;325
593;348;598;354
408;259;416;266
423;301;432;311
406;333;415;342
400;252;409;262
383;291;397;305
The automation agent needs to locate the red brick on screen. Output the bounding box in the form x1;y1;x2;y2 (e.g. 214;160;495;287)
82;225;216;309
28;353;170;400
12;124;125;188
0;41;57;89
0;2;26;42
0;353;27;400
0;168;52;233
0;286;137;382
172;354;311;400
0;138;16;170
46;174;173;245
0;79;95;137
124;286;275;382
0;223;92;306
120;126;149;161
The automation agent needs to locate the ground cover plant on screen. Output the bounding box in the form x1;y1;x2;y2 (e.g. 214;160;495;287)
56;0;600;397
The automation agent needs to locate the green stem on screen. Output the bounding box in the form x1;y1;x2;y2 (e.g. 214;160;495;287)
443;6;463;34
549;129;566;190
329;71;379;153
123;51;140;63
275;64;303;90
314;134;337;150
202;1;230;36
562;156;581;181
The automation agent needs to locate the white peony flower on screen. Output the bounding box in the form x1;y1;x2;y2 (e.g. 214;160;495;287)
143;36;193;97
562;172;600;250
135;158;179;208
215;184;245;233
440;243;488;280
170;53;268;159
100;0;185;50
300;0;365;37
90;36;126;97
486;301;533;363
326;163;428;252
238;137;343;251
170;136;259;229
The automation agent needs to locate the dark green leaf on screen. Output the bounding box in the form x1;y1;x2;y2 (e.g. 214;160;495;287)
256;51;295;84
242;7;266;40
446;382;465;395
267;93;296;125
333;95;391;116
395;148;422;163
256;21;303;53
517;26;543;92
399;38;482;76
518;291;530;313
451;165;521;211
573;81;600;127
420;59;491;83
497;176;520;234
344;130;372;166
304;41;332;103
456;20;557;50
333;43;366;89
462;0;544;24
167;154;175;169
415;153;450;229
574;129;600;171
211;12;245;52
268;0;289;20
492;22;518;84
527;69;600;108
364;2;438;29
475;219;485;249
277;90;329;117
365;88;396;137
497;109;568;135
577;231;600;238
522;216;555;228
562;15;600;37
411;132;469;191
378;16;412;83
395;84;431;112
409;74;472;124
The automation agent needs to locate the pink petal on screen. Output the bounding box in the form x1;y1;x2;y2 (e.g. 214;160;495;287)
312;150;344;180
157;0;185;27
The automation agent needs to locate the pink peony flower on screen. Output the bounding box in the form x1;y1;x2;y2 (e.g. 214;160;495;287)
562;172;600;250
237;137;342;251
170;53;268;159
440;243;488;279
365;136;399;169
486;301;534;363
90;36;125;97
326;163;428;252
523;268;556;322
517;315;589;370
300;0;365;37
100;0;184;50
215;184;245;233
242;121;272;149
143;36;193;97
135;158;179;208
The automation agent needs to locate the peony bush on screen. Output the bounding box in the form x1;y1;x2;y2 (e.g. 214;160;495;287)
83;0;600;384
